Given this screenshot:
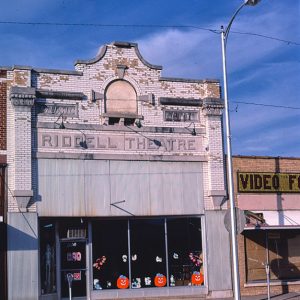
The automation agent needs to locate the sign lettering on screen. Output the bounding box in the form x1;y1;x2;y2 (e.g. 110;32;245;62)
238;172;300;193
38;132;202;153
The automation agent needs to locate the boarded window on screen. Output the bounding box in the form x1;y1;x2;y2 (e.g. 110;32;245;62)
105;80;137;115
245;230;300;282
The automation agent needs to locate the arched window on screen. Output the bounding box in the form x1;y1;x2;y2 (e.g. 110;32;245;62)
105;80;137;115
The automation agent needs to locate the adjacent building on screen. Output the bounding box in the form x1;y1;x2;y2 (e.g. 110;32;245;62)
4;42;232;300
233;156;300;296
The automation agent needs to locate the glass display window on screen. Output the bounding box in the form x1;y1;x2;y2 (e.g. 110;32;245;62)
39;219;56;295
91;216;204;291
92;220;129;290
245;229;300;282
130;219;166;288
167;217;203;287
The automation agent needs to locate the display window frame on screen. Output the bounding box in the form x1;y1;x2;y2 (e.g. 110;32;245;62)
91;216;206;292
244;229;300;283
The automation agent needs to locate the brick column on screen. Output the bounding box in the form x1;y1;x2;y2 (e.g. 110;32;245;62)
202;97;227;210
7;86;39;300
9;86;35;212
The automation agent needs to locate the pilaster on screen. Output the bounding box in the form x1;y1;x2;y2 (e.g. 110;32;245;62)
202;98;227;209
8;86;35;212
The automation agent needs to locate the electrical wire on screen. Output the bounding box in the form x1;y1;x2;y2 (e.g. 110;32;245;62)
0;21;298;46
232;100;300;110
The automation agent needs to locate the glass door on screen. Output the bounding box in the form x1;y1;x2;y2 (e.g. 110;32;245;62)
60;240;87;298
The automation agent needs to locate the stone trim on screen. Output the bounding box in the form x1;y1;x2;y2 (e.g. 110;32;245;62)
202;97;224;108
159;97;202;107
101;112;143;119
33;68;82;76
12;190;33;212
74;44;108;65
36;89;85;100
10;86;36;106
34;152;208;162
74;42;163;70
36;122;206;135
1;66;82;75
159;76;219;84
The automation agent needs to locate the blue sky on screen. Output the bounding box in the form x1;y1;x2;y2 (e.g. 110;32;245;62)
0;0;299;157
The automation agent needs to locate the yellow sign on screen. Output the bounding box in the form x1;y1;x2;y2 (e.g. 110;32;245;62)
238;172;300;193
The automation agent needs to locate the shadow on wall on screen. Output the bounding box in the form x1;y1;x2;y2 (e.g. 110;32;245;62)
7;223;38;251
270;258;300;295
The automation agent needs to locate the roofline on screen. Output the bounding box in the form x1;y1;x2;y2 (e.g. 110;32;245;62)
232;155;300;160
0;65;83;76
74;41;163;70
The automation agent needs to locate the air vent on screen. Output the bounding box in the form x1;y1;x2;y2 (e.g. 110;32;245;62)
67;228;86;239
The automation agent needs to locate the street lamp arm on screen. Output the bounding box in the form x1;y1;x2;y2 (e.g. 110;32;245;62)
223;2;247;44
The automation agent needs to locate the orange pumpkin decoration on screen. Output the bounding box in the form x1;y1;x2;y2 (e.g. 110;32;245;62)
154;274;166;287
191;271;204;285
117;275;129;289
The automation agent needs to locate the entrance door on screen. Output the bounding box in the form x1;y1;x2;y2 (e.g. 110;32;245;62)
60;240;87;298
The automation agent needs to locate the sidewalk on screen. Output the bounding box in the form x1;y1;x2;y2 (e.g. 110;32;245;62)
214;292;300;300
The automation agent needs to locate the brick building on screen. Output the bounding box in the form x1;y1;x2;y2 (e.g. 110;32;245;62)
3;41;232;300
233;156;300;296
0;68;8;300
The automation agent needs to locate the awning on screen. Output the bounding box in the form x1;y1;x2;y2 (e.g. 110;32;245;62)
244;210;300;230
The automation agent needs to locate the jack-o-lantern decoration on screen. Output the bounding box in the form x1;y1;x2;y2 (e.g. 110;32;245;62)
154;273;166;287
117;275;129;289
191;271;204;285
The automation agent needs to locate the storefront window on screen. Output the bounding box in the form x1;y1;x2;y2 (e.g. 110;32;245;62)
245;230;300;282
130;219;166;288
167;217;204;287
92;220;129;290
40;220;56;295
91;216;204;291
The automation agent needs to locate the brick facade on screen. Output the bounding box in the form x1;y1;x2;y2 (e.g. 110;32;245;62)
0;75;7;151
233;156;300;296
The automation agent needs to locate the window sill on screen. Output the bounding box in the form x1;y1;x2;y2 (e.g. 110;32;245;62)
245;280;300;287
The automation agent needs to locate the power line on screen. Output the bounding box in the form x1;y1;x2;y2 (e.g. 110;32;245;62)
230;30;300;46
232;100;300;110
0;20;298;46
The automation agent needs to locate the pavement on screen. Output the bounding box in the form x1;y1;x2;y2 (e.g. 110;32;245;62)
214;293;300;300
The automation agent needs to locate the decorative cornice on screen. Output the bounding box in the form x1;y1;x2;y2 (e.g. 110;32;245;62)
159;77;220;84
159;97;202;107
36;89;85;100
10;86;36;106
202;97;224;116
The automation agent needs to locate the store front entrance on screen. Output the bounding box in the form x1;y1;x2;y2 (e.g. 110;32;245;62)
60;239;87;298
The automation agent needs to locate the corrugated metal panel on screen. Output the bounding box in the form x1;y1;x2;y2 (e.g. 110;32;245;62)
7;212;39;300
110;160;151;216
37;159;204;216
84;160;111;215
205;210;232;291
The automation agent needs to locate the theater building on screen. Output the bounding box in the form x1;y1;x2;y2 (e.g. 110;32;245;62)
5;41;232;300
233;156;300;296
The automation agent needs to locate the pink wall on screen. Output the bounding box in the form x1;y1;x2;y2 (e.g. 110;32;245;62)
237;194;300;210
